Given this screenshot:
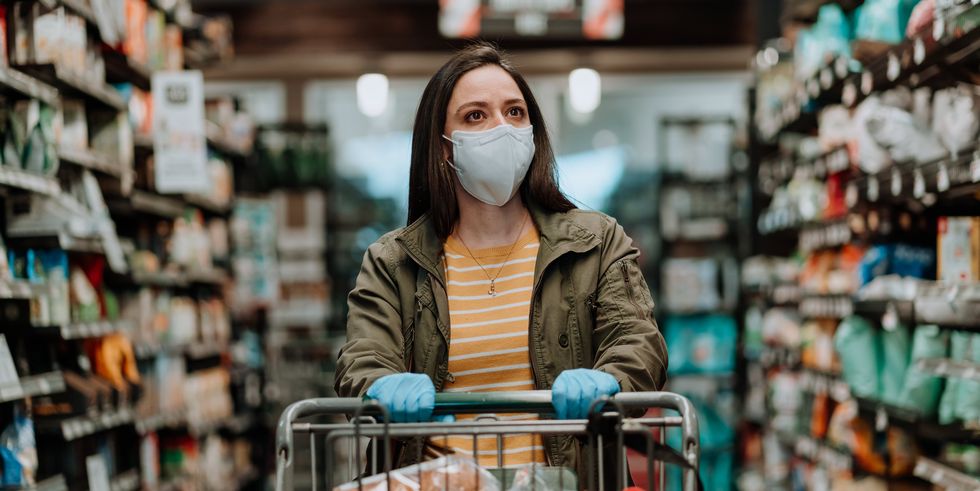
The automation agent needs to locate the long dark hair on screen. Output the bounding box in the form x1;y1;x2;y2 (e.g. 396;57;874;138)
407;42;575;239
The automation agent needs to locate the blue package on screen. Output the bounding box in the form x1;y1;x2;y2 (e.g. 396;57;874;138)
665;315;738;375
891;244;935;279
855;0;920;44
859;245;893;286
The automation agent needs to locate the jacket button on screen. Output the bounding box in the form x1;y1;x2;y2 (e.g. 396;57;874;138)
558;333;569;348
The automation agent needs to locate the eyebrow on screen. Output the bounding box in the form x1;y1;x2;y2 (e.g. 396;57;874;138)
455;98;527;115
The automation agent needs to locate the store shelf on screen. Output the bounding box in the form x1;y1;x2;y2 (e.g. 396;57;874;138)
775;431;853;473
19;371;66;398
0;65;59;105
45;406;135;441
12;64;126;111
799;220;852;253
104;49;152;91
914;457;980;491
57;146;131;180
799;368;851;402
131;270;188;288
109;469;140;491
7;229;103;254
133;133;154;153
916;358;980;382
31;320;133;340
757;345;801;369
5;474;70;491
0;167;61;196
128;190;185;218
184;193;231;215
800;294;854;319
743;284;803;305
186;269;230;286
135;409;186;434
0;280;35;300
855;397;980;444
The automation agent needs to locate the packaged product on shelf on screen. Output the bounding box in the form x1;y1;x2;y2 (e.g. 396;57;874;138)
942;444;980;475
854;0;919;44
794;5;852;79
273;190;327;253
664;315;737;375
954;333;980;422
800;319;838;372
878;323;911;406
896;325;947;415
0;407;36;486
91;112;135;170
88;333;140;394
163;24;183;71
865;100;947;166
937;330;970;425
70;265;101;323
37;250;69;325
810;393;832;440
932;85;980;155
30;5;63;66
155;355;185;414
60;99;89;151
167;297;197;345
123;0;149;65
938;216;980;282
906;0;935;37
833;316;880;398
770;372;804;434
125;88;153;137
761;307;802;349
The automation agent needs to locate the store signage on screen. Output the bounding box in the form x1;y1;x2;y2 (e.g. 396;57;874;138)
152;70;210;193
439;0;624;40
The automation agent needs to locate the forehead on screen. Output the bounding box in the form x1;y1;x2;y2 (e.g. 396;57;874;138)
450;65;523;104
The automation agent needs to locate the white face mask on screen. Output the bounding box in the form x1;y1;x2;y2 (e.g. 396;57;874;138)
442;124;535;206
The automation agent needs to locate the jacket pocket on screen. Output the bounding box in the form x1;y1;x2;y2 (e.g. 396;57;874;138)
620;259;646;319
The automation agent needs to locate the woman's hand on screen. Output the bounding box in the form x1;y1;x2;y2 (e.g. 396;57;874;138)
365;373;455;423
551;369;621;419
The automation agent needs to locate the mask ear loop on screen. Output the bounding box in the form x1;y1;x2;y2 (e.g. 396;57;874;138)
441;134;461;172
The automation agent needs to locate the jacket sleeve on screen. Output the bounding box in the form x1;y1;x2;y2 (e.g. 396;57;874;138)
592;217;668;392
334;239;407;398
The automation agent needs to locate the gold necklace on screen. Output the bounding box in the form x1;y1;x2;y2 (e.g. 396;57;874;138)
455;213;529;297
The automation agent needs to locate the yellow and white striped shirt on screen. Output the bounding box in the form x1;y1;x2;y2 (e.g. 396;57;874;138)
438;225;547;467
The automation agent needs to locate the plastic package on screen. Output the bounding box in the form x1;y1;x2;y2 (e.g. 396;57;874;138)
954;333;980;422
332;456;501;491
855;0;919;43
938;330;969;424
932;85;980;154
906;0;935;37
795;5;853;79
834;316;880;398
865;103;947;165
506;465;576;491
0;409;37;486
879;324;911;406
897;325;947;416
664;315;738;374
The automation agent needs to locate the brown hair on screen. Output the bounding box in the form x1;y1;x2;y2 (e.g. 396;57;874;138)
407;42;575;239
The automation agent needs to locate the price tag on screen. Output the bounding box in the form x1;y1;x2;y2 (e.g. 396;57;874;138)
882;302;899;331
868;175;880;201
934;16;945;42
862;71;874;95
835;56;849;78
891;168;903;196
875;407;889;432
846;182;859;207
937;162;950;192
914;168;926;198
972;151;980;182
820;68;833;89
914;38;926;65
887;52;901;81
843;81;857;106
808;78;820;98
86;454;111;491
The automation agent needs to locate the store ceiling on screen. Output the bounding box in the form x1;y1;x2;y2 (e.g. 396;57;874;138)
194;0;757;80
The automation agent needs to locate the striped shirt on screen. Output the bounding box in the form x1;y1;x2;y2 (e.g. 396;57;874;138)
437;225;547;467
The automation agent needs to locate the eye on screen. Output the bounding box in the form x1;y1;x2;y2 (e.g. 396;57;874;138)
465;111;485;122
508;106;526;118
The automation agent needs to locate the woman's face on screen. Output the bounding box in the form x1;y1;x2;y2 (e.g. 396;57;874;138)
444;64;530;140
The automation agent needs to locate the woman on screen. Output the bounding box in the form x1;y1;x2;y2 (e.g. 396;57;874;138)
334;42;667;473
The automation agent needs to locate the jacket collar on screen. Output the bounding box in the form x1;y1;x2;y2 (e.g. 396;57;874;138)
394;202;602;287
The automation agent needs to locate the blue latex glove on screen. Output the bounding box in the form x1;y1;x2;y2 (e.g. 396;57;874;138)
366;373;452;423
551;369;621;420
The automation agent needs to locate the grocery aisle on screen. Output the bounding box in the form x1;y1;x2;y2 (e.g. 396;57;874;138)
741;1;980;489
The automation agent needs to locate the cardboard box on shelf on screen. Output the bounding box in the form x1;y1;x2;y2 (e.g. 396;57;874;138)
273;190;326;254
938;217;980;282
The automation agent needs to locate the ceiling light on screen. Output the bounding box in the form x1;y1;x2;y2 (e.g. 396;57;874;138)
357;73;389;118
568;68;601;114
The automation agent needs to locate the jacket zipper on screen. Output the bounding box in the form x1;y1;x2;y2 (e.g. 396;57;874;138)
621;260;645;318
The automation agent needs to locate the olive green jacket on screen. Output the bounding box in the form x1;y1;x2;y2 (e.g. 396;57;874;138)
334;203;668;470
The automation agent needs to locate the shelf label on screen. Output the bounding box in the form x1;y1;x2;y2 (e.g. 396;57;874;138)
861;71;874;95
86;454;111;491
972;152;980;182
913;169;926;198
868;176;879;202
835;57;849;78
882;302;899;331
843;82;857;106
937;162;950;192
820;68;833;89
846;182;858;208
891;168;903;196
914;38;926;65
887;53;901;81
153;71;210;194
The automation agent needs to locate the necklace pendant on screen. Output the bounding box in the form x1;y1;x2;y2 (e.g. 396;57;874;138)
489;281;496;297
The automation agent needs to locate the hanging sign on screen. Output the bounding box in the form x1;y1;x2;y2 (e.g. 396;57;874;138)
152;71;210;194
439;0;624;40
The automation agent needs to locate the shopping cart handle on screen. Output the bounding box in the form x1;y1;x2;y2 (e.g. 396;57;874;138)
432;390;554;414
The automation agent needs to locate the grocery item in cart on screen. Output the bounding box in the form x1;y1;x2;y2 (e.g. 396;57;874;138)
331;456;500;491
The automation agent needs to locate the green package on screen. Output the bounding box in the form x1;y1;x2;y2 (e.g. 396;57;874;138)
834;316;880;399
897;325;948;416
880;324;912;405
955;333;980;422
938;331;970;425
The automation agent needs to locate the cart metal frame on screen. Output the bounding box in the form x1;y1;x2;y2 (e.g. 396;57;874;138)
275;391;700;491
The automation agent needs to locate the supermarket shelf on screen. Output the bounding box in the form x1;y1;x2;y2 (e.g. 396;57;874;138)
133;133;154;153
109;469;140;491
0;280;35;300
799;220;852;253
57;145;130;180
19;371;66;399
186;269;230;286
787;0;864;24
184;193;231;215
43;406;135;441
914;457;980;491
135;409;186;434
134;341;226;359
4;474;70;491
855;397;980;444
104;49;152;91
800;294;854;319
0;65;59;105
757;345;801;369
850;146;980;205
128;190;185;218
916;358;980;382
743;284;803;305
12;64;126;111
130;270;188;288
7;229;103;254
760;146;852;194
799;368;851;402
186;342;227;359
31;320;133;340
775;431;852;473
0;167;61;196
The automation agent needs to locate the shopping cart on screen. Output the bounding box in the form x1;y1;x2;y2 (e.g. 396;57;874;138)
275;391;700;491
